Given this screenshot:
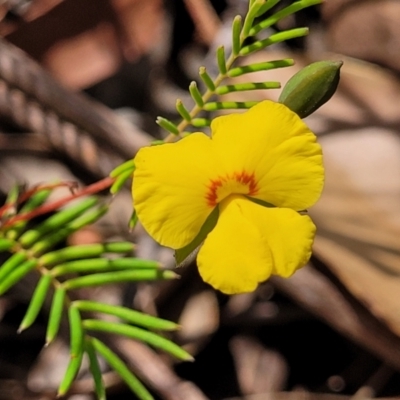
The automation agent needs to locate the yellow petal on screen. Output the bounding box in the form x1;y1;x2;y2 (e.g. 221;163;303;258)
132;133;221;249
197;196;315;294
210;100;324;210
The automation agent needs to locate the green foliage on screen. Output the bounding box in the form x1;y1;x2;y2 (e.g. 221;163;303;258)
156;116;180;135
82;319;193;361
46;286;66;344
18;273;52;331
91;337;153;400
74;300;179;331
109;159;135;195
129;209;139;230
86;337;107;400
0;186;181;399
152;0;324;139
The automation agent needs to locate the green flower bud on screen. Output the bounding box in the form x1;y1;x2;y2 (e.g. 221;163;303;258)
279;60;343;118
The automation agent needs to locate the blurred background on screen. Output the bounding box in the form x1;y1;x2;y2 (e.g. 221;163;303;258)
1;0;400;399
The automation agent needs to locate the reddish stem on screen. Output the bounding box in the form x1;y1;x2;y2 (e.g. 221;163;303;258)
0;182;80;219
0;203;13;218
19;182;80;203
3;177;115;228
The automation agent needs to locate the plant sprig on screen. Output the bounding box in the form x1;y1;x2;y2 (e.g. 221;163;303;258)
0;185;183;399
156;0;322;142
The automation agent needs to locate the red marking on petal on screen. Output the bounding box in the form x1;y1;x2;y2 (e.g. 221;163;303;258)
205;171;258;207
233;171;258;195
206;178;224;207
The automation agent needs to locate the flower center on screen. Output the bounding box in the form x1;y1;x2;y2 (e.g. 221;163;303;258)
205;170;258;207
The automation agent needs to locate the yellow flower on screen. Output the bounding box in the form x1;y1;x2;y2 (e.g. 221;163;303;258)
132;100;324;294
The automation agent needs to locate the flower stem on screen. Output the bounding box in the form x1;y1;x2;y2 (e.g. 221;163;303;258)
3;177;115;228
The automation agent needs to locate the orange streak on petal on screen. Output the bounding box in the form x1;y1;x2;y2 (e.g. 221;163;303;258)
233;171;258;195
205;170;258;207
206;178;224;207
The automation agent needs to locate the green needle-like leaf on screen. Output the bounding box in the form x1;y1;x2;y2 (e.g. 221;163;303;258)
0;238;14;252
85;338;106;400
21;189;53;211
251;0;322;36
216;81;280;95
232;15;242;56
203;101;259;111
216;46;227;75
51;258;161;277
73;300;179;331
110;168;133;195
240;28;309;56
3;185;19;217
46;286;66;345
254;0;280;17
0;259;37;296
199;67;216;91
39;242;134;266
57;351;84;397
129;209;139;230
6;185;19;203
91;338;153;400
156;116;179;135
191;118;211;128
69;306;84;358
19;197;99;248
189;82;204;107
62;270;178;290
150;140;165;146
176;99;191;122
31;205;108;256
242;0;265;39
109;159;135;178
18;273;52;332
0;252;27;283
83;320;193;361
228;59;294;77
6;189;52;240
